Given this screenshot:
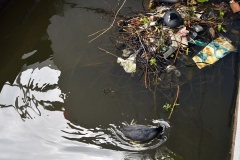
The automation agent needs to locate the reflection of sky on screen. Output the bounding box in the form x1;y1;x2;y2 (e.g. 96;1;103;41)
0;55;65;120
0;51;146;160
0;107;128;160
0;67;64;104
0;105;173;160
0;51;173;159
0;52;129;159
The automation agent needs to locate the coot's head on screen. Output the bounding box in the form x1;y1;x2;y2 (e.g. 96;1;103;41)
163;9;184;28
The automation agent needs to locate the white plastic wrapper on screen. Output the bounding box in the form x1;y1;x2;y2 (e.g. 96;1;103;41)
117;54;136;73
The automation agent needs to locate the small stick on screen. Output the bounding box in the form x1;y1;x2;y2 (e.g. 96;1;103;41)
98;47;118;58
172;46;180;65
168;85;180;120
82;61;113;67
88;29;106;37
137;32;149;88
89;0;127;43
199;20;217;29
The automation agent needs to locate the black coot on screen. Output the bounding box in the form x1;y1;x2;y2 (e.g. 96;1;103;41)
163;9;184;28
121;124;164;142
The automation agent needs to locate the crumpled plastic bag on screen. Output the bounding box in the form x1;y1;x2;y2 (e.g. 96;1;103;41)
192;36;235;69
117;54;136;73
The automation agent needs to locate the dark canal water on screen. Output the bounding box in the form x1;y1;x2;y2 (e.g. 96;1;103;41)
0;0;239;159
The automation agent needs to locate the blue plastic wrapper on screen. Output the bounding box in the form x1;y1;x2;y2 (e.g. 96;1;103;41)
192;36;235;69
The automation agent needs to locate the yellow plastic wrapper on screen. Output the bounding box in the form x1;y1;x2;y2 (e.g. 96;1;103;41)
192;36;235;69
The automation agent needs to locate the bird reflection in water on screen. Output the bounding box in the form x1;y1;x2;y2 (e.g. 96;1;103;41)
0;53;65;120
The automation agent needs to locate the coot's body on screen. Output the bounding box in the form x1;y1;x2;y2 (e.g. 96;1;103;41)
121;124;164;142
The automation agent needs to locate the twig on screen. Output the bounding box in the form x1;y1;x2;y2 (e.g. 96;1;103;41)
137;32;149;88
88;29;106;37
199;20;217;29
82;61;113;67
98;47;118;58
70;53;84;82
89;0;127;43
172;46;180;66
168;85;180;120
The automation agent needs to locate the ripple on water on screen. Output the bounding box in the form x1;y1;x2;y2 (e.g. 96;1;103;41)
61;119;170;151
0;50;173;159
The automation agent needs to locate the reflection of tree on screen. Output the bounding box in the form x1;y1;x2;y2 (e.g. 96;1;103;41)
0;58;65;120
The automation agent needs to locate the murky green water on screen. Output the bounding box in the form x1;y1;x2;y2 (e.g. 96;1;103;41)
0;0;238;159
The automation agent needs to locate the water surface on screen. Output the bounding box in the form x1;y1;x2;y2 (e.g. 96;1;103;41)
0;0;238;159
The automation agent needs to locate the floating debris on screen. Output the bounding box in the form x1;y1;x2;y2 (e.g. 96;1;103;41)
117;54;137;73
112;2;235;87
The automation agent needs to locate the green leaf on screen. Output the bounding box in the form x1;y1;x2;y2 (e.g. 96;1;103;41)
217;24;222;32
149;57;157;66
163;103;172;111
140;17;149;24
219;10;224;18
221;27;227;33
150;9;155;12
196;0;208;3
217;24;227;33
173;103;180;106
